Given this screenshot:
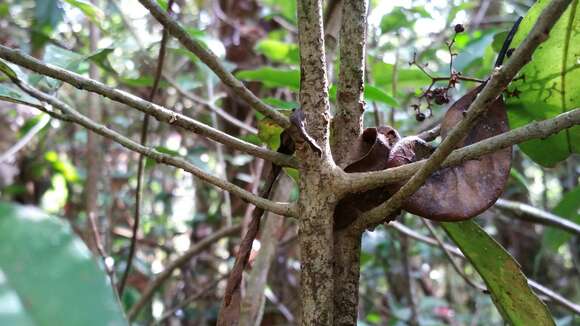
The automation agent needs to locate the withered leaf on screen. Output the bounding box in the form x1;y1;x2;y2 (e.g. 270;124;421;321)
334;127;400;230
390;86;512;221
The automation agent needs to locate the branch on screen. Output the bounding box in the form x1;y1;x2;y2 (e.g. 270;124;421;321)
331;0;368;166
5;78;297;218
296;0;332;157
0;114;50;163
495;198;580;237
118;0;175;297
420;219;487;292
389;221;580;315
136;0;290;128
163;73;258;134
127;224;241;320
353;0;573;230
0;45;297;168
344;107;580;195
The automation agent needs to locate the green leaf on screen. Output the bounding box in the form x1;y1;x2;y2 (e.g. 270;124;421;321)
63;0;104;24
370;62;430;90
31;0;64;49
0;202;127;326
236;68;300;90
261;0;297;23
85;48;116;74
258;118;284;150
45;151;79;183
0;84;41;107
262;97;299;110
442;220;554;325
506;0;580;166
543;186;580;251
492;31;509;53
0;58;17;80
255;40;300;65
364;85;399;107
509;168;529;192
380;8;413;33
145;146;180;169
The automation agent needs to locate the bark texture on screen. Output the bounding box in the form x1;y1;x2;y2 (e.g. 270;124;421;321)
296;0;336;323
331;1;368;323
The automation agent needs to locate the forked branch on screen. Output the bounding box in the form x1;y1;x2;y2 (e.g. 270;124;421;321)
0;45;297;168
137;0;290;128
351;0;574;230
4;77;297;218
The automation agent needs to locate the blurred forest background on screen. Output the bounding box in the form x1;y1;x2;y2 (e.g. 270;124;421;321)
0;0;578;325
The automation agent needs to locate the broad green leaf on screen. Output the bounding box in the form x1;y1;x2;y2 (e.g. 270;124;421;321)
255;40;300;65
364;85;399;107
543;186;580;251
506;0;580;166
370;62;430;90
0;3;8;17
85;47;116;74
442;220;554;325
0;202;127;326
262;97;299;110
261;0;297;23
236;68;300;90
0;84;42;107
380;8;413;33
45;151;79;183
32;0;64;49
63;0;104;24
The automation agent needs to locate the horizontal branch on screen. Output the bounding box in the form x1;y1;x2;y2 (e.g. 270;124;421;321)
0;45;297;168
343;107;580;195
128;224;241;320
137;0;290;128
495;198;580;236
389;221;580;315
351;0;573;230
7;78;296;218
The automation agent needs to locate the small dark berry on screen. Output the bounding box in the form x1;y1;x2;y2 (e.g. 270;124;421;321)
454;24;465;33
416;112;426;121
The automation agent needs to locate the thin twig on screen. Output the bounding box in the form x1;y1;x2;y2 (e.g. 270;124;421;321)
153;276;226;325
118;0;175;297
0;114;50;163
495;198;580;237
136;0;290;128
164;73;258;134
420;219;487;292
3;79;297;217
389;221;580;315
0;45;297;168
128;225;241;319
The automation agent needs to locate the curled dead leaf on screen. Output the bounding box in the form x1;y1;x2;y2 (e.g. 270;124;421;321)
334;85;512;228
389;86;512;221
334;127;400;230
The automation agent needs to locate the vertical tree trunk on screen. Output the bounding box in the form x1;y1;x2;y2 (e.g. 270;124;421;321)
296;0;336;323
333;230;362;325
331;0;369;324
